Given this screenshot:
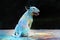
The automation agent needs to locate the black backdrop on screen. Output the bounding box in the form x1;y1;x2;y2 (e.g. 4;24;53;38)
0;0;60;29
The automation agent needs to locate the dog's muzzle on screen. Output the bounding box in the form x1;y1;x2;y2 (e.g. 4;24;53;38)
33;12;39;16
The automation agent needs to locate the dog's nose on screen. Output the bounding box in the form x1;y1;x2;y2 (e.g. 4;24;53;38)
38;10;40;12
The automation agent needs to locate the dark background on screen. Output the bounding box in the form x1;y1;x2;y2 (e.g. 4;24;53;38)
0;0;60;29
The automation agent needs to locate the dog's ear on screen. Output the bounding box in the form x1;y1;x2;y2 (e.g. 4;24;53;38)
25;6;29;10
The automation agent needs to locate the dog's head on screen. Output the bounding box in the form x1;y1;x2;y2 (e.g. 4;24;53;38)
25;6;40;16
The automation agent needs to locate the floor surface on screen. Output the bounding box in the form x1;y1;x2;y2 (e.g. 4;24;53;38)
0;29;60;40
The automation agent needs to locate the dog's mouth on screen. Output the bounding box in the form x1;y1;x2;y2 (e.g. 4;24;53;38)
33;12;39;16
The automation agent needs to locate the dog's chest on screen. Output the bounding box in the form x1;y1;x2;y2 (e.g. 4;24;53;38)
27;17;33;27
23;15;33;23
28;18;33;23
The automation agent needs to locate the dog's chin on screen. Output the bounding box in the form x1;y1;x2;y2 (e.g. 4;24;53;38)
33;12;39;16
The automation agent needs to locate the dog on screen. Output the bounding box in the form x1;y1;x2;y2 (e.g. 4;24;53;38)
13;6;40;37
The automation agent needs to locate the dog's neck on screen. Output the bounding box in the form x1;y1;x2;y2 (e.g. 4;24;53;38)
24;10;33;18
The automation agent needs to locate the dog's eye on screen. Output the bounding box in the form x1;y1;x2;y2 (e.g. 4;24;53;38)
33;8;35;9
33;8;34;9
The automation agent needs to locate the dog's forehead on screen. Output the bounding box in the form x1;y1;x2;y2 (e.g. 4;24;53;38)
29;6;40;12
30;6;37;9
30;6;40;11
